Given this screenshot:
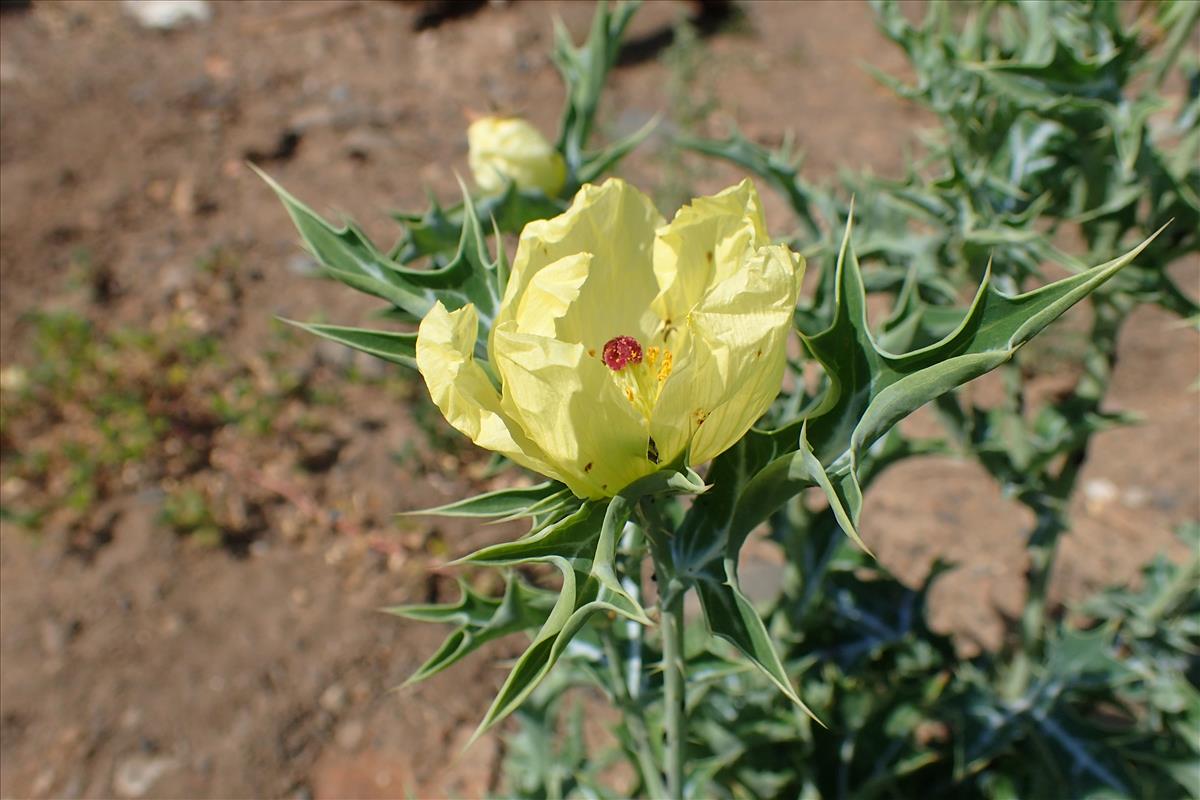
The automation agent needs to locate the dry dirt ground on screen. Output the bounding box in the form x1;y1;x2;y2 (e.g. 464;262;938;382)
1;2;1197;798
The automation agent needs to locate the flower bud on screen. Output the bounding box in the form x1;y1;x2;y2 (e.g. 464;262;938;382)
468;116;567;197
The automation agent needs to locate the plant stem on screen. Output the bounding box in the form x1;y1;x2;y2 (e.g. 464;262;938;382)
658;574;687;799
601;631;669;800
639;500;689;798
1009;292;1130;697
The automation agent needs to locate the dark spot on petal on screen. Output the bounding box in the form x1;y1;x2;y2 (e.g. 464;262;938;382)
584;462;593;472
755;348;762;358
705;250;713;263
587;349;596;357
646;437;659;464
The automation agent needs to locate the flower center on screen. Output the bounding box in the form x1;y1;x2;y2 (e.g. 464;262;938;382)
601;334;673;425
602;336;642;371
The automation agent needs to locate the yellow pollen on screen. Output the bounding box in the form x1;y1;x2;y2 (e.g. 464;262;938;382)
608;344;675;424
657;350;673;383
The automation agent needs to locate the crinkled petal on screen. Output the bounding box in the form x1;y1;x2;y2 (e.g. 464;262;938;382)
513;252;592;339
493;321;655;499
416;302;561;481
651;245;803;465
651;179;769;325
493;179;664;357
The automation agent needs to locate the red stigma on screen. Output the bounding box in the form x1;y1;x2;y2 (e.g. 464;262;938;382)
602;336;643;371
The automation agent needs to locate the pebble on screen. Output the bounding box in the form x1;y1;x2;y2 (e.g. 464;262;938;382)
319;683;348;714
334;719;365;751
112;755;176;798
1083;478;1119;513
122;1;210;30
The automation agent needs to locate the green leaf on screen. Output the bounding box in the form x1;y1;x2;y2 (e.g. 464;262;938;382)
743;214;1166;543
281;319;417;368
405;481;570;519
254;166;434;318
383;575;557;686
454;501;607;566
257;168;507;327
693;556;821;725
552;1;641;173
469;555;646;742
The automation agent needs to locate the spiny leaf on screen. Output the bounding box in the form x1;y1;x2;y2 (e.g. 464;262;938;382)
383;575;557;686
738;216;1167;543
281;319;416;369
693;556;822;725
454;501;606;566
254;166;434;318
468;556;646;743
257;167;505;325
404;481;570;519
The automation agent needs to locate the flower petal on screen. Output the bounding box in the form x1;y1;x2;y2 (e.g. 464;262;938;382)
493;322;656;499
493;179;664;356
513;252;592;339
652;245;803;465
651;179;769;325
416;302;561;481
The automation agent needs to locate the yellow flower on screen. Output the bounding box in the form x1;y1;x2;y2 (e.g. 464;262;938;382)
468;115;567;197
416;178;804;499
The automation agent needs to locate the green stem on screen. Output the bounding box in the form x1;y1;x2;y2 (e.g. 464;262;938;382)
638;500;689;798
601;631;669;800
658;573;687;800
1009;293;1130;695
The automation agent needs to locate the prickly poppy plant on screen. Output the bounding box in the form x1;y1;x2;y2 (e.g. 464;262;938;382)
261;2;1193;798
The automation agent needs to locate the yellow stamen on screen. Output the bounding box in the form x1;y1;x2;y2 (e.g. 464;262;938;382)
608;343;674;424
657;350;673;383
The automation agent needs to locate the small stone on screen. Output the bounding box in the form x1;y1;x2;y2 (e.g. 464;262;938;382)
123;1;210;30
319;682;348;713
334;719;365;751
113;755;176;798
1083;478;1118;513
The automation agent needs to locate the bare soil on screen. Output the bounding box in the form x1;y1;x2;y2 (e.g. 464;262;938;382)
1;2;1196;798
